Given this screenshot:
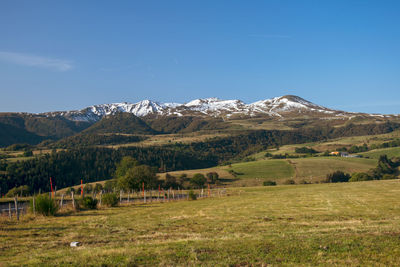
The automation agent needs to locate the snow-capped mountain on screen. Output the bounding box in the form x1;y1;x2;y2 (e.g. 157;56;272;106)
43;95;353;122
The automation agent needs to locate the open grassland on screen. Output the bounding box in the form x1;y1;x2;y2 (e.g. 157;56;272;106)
289;157;376;182
3;181;400;266
226;157;376;186
229;159;294;180
251;129;400;158
359;147;400;159
107;132;230;148
61;156;379;191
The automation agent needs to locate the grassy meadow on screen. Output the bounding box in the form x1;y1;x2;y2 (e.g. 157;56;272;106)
2;180;400;266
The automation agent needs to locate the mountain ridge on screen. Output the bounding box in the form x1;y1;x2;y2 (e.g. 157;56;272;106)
41;95;381;122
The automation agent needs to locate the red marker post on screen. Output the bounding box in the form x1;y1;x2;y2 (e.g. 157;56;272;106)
142;182;145;197
81;179;83;196
50;177;54;198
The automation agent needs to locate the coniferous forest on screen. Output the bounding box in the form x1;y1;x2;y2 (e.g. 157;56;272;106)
1;122;399;194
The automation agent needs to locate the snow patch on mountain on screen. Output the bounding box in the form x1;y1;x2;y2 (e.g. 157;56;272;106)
44;95;345;122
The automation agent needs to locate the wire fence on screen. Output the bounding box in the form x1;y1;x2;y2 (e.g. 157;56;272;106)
0;187;228;221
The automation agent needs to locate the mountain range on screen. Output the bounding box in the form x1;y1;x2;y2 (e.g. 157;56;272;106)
44;95;371;122
0;95;398;147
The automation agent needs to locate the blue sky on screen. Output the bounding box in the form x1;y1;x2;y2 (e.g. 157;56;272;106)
1;1;400;114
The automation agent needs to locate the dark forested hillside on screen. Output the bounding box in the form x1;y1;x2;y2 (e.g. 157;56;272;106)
0;113;92;147
0;122;44;147
83;113;156;135
51;133;146;148
3;121;400;194
144;116;229;133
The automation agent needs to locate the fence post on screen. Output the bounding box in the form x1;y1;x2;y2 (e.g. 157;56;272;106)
99;191;102;206
14;197;19;221
150;190;152;203
120;190;122;203
127;192;130;203
33;196;36;216
144;190;146;203
8;202;12;219
60;194;64;208
71;191;75;209
167;189;170;202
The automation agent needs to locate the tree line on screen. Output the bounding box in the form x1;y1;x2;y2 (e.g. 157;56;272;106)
1;122;400;195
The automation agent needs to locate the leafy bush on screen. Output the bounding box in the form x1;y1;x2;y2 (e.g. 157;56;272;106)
31;194;58;216
188;190;197;200
101;193;119;207
349;172;372;182
6;185;30;197
94;183;103;193
79;196;98;209
206;172;219;184
83;184;93;194
299;179;311;184
283;179;296;185
382;174;397;180
295;147;318;154
23;150;33;157
263;180;276;186
190;173;207;188
326;171;350;183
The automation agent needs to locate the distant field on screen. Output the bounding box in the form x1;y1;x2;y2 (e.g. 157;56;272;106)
250;130;400;159
3;180;400;266
226;157;376;185
229;159;294;180
289;157;377;182
91;156;379;188
358;147;400;159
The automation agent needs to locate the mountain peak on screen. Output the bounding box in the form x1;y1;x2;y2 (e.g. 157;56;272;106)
43;95;349;122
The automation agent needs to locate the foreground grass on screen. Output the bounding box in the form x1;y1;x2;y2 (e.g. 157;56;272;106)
2;181;400;266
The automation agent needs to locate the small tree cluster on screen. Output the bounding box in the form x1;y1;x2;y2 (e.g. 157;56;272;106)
6;185;30;197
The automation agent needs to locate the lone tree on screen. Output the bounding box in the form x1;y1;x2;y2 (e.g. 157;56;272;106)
117;164;159;191
114;156;139;179
326;171;350;183
206;172;219;184
190;173;207;188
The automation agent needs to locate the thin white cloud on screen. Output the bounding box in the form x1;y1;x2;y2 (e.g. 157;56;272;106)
0;51;73;71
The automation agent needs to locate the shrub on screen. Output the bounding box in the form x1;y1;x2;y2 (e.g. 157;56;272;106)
295;147;318;154
23;150;33;157
299;179;311;184
188;190;197;200
101;193;119;207
283;179;296;185
382;174;397;180
349;172;372;182
6;185;30;197
79;196;98;209
31;194;58;216
190;173;207;188
94;183;103;193
104;179;117;193
263;180;277;186
264;152;273;157
206;172;219;184
83;184;93;194
326;171;350;183
66;187;75;195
